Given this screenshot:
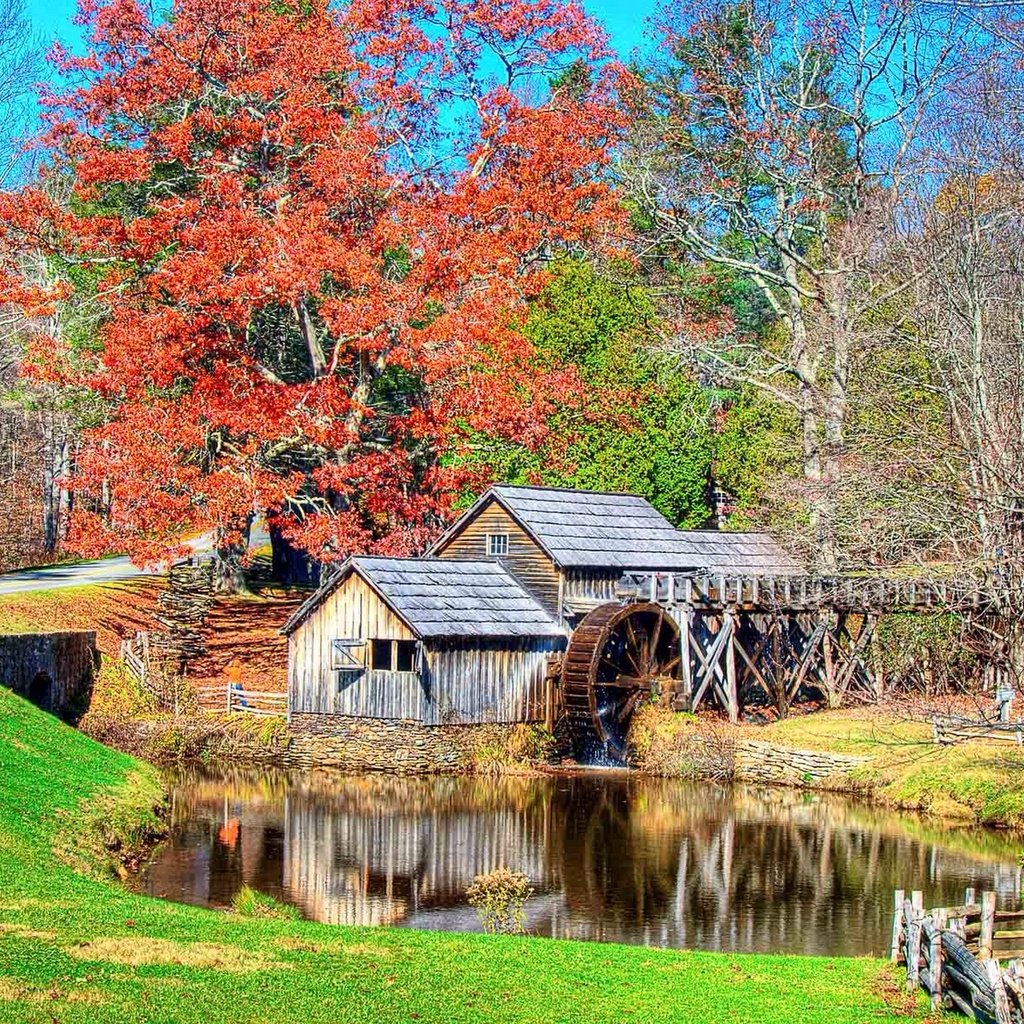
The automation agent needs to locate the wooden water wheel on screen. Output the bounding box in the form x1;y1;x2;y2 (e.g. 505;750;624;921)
561;602;682;761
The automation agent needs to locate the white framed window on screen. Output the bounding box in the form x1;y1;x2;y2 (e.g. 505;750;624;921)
486;532;509;557
331;638;365;671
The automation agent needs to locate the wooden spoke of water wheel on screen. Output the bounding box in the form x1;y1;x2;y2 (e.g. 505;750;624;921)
561;602;682;761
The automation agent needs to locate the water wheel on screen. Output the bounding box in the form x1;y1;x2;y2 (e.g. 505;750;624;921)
561;602;682;761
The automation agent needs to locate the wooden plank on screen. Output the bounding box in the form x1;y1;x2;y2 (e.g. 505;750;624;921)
931;909;946;1011
907;891;924;993
982;959;1014;1024
891;888;906;963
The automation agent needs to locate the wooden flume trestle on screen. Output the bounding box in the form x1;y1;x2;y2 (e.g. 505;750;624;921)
559;571;1001;756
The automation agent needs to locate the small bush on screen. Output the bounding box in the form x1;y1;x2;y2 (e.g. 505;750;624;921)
627;705;735;780
469;724;555;775
465;868;533;935
231;885;300;921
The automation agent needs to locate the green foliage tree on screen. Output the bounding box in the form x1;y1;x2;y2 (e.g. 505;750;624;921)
457;261;716;528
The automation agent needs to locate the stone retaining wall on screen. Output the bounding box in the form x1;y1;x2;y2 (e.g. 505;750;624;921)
0;631;99;723
286;712;527;773
735;739;872;787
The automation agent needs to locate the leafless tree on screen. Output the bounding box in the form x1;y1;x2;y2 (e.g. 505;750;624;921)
899;65;1024;579
620;0;975;568
0;0;44;186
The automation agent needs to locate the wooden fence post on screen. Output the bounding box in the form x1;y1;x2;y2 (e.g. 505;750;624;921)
891;889;906;963
907;891;924;993
930;910;946;1011
980;891;996;960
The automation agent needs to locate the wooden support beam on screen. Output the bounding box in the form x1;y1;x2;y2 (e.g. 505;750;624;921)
680;609;693;708
725;611;739;724
688;614;733;714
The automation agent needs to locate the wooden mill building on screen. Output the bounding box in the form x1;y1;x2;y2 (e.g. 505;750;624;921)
427;485;799;620
283;486;799;740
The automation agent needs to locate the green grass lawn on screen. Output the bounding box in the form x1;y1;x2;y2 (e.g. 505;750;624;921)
0;688;925;1024
763;708;1024;826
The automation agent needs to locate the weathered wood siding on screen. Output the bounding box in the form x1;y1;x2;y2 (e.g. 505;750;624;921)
433;500;562;614
423;639;561;725
563;569;621;605
290;574;422;720
289;571;563;724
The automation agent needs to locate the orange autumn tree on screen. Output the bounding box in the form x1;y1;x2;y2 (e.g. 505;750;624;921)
0;0;620;587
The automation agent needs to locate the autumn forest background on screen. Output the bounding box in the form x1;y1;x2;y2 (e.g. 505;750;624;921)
0;0;1020;596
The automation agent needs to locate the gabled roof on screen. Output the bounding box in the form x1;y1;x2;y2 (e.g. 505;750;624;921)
431;484;801;574
281;556;564;641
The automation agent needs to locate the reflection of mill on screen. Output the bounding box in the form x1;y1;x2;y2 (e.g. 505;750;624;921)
278;775;1022;954
283;777;553;928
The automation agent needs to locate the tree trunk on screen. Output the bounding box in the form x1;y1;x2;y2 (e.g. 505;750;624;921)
213;520;252;594
270;523;320;587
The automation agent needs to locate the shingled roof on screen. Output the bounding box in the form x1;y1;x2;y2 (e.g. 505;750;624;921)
439;485;802;574
282;556;565;640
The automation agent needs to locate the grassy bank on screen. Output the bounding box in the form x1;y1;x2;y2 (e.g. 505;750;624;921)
628;703;1024;828
0;688;922;1024
763;708;1024;826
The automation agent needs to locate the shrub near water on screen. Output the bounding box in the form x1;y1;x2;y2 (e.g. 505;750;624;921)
232;885;300;921
466;869;534;935
628;705;736;780
468;724;555;774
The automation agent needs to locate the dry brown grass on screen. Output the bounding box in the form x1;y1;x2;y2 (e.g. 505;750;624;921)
0;579;162;656
65;936;286;972
0;977;108;1006
185;593;303;693
275;936;393;958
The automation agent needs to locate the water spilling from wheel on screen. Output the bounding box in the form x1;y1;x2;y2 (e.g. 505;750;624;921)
136;768;1023;956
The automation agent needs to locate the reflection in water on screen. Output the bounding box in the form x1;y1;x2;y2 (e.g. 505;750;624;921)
139;770;1024;956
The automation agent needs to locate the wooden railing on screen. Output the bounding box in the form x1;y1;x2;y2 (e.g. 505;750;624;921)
933;717;1024;746
192;683;287;717
893;887;1024;1022
616;572;1000;613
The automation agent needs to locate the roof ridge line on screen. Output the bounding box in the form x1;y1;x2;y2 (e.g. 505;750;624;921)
495;483;645;498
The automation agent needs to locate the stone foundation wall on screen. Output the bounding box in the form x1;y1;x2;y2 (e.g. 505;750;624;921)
735;739;872;787
0;631;99;723
286;712;528;774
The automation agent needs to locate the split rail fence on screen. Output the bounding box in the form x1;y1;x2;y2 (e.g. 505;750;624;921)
892;887;1024;1022
122;634;285;717
932;717;1024;746
192;683;287;717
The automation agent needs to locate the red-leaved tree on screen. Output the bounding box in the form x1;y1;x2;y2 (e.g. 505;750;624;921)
0;0;620;586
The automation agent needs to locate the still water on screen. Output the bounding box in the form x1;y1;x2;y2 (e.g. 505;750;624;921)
139;769;1023;956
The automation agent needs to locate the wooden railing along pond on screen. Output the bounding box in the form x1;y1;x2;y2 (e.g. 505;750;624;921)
893;888;1024;1022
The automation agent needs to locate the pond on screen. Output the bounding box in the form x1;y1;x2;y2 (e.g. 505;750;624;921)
138;769;1023;956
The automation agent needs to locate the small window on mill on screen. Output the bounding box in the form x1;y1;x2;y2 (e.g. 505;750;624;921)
368;639;419;673
487;532;509;557
396;640;417;672
370;639;393;671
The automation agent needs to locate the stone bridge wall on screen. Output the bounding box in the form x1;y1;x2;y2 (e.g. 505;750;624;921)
0;631;99;722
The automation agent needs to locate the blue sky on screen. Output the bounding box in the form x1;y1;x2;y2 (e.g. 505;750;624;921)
24;0;660;59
